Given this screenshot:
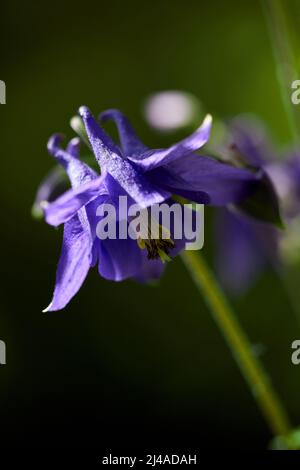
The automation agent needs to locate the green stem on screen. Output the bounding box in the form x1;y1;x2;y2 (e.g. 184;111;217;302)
263;0;300;144
181;250;291;438
280;265;300;331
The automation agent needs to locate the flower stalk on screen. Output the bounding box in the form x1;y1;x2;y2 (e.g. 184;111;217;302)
181;250;291;439
262;0;300;145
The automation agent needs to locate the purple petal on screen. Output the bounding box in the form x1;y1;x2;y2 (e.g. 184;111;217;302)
267;155;300;218
79;107;123;156
66;137;81;158
45;175;106;226
168;188;209;204
134;250;165;283
230;117;274;167
79;106;170;207
215;209;264;294
128;114;212;171
32;166;68;218
147;154;259;206
100;109;148;156
47;134;98;187
162;201;200;255
43;215;91;312
215;209;278;294
96;236;143;281
47;134;101;243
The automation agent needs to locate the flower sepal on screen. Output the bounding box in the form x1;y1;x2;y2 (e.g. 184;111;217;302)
234;172;284;229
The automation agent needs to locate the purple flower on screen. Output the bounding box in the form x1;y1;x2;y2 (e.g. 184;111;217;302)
215;208;279;294
43;135;169;312
40;108;261;311
214;117;297;294
268;151;300;218
95;108;259;206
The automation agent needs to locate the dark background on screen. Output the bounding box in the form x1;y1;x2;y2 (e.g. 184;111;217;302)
1;0;300;450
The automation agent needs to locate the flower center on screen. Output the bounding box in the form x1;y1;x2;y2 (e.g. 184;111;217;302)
138;236;175;262
136;216;175;263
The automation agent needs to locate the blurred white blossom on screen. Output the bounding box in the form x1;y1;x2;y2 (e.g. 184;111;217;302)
144;90;201;131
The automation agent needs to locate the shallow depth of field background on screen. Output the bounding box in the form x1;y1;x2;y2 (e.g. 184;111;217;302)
1;0;300;449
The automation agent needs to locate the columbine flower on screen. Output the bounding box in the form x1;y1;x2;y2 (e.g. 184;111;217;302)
214;116;300;294
39;107;261;311
43;135;173;312
94;107;258;207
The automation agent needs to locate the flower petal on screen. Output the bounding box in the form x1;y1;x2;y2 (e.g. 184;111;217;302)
66;137;81;158
47;134;101;241
97;236;143;281
215;210;262;294
134;250;165;283
43;215;91;312
230;117;274;167
128;114;212;171
47;134;98;186
100;109;148;156
32;166;68;218
79;107;123;156
45;175;107;226
147;154;259;206
79;106;170;207
214;209;276;294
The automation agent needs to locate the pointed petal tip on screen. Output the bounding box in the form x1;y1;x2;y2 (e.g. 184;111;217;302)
42;302;52;313
203;113;212;127
44;211;60;227
69;136;80;147
99;108;120;122
78;106;91;118
66;137;81;158
70;116;84;133
70;115;82;126
47;133;64;155
42;301;63;313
